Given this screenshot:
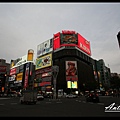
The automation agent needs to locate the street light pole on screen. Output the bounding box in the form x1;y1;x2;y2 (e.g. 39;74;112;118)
52;65;59;100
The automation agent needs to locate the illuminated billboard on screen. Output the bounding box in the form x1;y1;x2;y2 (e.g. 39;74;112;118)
14;72;23;83
66;61;78;81
36;53;52;70
53;32;60;50
24;63;30;89
60;33;78;45
10;68;16;75
37;38;53;58
67;81;78;88
78;33;91;56
53;30;91;56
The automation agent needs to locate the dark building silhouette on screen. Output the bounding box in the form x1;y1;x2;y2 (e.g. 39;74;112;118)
117;31;120;48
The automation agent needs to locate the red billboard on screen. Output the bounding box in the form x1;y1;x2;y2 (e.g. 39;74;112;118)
39;81;51;86
10;68;16;75
53;32;60;50
78;33;91;56
24;63;29;89
53;30;91;56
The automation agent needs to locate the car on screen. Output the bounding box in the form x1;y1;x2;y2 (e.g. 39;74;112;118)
37;94;44;101
85;91;99;103
66;94;77;98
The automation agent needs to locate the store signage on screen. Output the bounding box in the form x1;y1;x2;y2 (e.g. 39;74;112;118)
24;63;29;88
0;66;6;73
62;30;76;34
36;53;52;70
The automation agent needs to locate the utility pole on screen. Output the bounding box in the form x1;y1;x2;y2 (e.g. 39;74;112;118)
52;65;59;100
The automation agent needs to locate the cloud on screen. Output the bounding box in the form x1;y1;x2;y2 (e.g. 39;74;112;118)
0;3;120;73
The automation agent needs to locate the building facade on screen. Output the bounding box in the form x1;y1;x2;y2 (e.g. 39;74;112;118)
35;30;97;95
0;59;10;94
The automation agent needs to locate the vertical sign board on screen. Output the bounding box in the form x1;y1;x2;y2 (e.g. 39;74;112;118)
24;63;30;89
27;49;34;61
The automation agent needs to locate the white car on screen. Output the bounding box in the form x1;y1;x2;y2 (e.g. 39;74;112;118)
37;94;44;101
66;94;77;98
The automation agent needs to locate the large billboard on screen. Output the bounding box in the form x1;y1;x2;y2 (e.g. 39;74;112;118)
36;53;52;70
67;81;78;88
10;68;16;75
60;30;78;45
66;61;78;81
14;72;23;83
53;32;61;50
37;38;53;58
78;33;91;56
53;30;91;56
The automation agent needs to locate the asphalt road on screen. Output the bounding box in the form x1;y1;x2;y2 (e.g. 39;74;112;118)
0;96;120;117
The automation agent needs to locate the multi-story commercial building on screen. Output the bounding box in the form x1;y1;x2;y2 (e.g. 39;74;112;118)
3;30;112;96
7;49;35;94
0;59;10;94
92;59;111;91
35;30;97;95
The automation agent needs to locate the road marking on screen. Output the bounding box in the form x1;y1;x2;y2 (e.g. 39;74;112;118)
56;101;62;103
97;103;104;105
0;104;4;105
0;98;10;100
11;103;17;105
46;102;51;104
82;101;86;103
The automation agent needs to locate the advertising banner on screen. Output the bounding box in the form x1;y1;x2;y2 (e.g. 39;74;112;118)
8;75;16;81
16;72;23;81
60;33;78;45
37;38;53;58
66;61;78;81
24;63;29;89
78;33;91;56
36;53;52;70
39;81;51;86
35;67;52;75
10;68;16;75
53;32;61;50
27;49;34;61
67;81;78;88
14;72;23;83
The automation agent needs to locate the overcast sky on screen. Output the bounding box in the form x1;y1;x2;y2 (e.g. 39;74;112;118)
0;2;120;73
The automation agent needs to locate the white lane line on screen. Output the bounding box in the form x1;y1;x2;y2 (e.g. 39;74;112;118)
46;102;52;103
11;103;18;105
0;98;10;100
97;103;104;105
0;104;4;105
56;101;62;103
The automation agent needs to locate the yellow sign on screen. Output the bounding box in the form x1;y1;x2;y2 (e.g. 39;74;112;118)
16;72;23;81
36;53;52;70
27;49;34;61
